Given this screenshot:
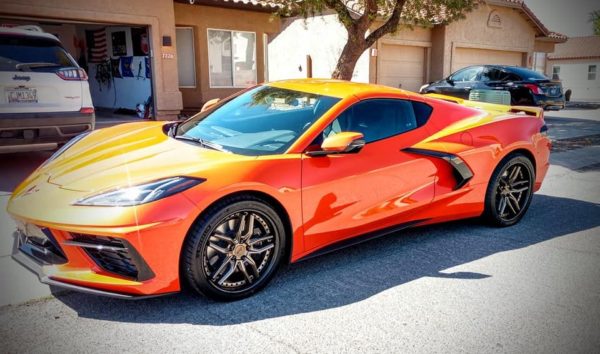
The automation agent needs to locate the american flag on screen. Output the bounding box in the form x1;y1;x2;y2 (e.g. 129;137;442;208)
85;28;107;63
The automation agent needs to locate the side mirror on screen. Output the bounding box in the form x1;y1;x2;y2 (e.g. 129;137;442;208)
201;98;220;112
306;132;365;157
447;78;455;86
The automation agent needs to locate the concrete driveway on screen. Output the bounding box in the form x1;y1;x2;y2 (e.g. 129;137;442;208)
0;109;598;353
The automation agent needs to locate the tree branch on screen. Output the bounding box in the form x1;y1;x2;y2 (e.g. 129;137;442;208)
323;0;357;29
365;0;406;47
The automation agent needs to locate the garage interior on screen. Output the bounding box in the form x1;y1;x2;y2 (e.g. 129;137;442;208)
1;17;154;119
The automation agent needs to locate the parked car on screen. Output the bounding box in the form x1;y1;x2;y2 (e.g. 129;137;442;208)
0;25;94;153
420;65;565;110
8;79;550;301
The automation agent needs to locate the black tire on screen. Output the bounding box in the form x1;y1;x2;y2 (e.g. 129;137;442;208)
483;154;535;227
182;195;285;301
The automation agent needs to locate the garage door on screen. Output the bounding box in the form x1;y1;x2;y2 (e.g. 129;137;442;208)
378;44;426;92
452;48;523;72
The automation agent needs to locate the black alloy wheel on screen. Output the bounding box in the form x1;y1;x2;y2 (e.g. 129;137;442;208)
484;154;535;227
182;196;285;301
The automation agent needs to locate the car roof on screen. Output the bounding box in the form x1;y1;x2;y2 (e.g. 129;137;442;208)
267;79;417;99
0;26;60;43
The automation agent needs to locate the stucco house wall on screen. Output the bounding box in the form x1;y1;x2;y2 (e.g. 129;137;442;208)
174;2;279;108
547;59;600;101
440;4;535;77
267;13;370;83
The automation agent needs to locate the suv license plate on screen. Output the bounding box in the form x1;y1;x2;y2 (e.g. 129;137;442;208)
6;88;38;103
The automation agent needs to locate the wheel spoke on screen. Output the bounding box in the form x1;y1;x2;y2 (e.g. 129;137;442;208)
211;255;233;281
249;243;274;255
508;194;521;212
241;214;255;242
244;256;260;278
511;180;529;187
510;186;529;194
211;231;234;244
506;196;518;214
217;260;237;285
235;214;247;243
509;166;522;183
208;242;230;254
238;260;253;284
248;235;273;246
498;196;508;215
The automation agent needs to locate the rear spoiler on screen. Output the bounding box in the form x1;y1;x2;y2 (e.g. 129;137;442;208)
424;93;543;118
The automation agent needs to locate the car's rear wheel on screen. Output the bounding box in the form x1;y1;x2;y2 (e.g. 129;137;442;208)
483;154;535;227
182;196;285;301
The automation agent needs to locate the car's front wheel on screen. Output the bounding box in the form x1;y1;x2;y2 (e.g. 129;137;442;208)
483;154;535;227
182;196;285;301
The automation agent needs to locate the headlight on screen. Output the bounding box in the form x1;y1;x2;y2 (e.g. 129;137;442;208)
73;177;205;206
41;131;91;167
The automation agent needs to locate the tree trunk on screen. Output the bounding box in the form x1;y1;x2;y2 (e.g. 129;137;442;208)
331;39;366;81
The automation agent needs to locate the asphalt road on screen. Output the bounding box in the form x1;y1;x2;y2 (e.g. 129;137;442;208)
0;110;599;353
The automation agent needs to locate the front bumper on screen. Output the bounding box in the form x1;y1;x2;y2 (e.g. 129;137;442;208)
10;220;180;299
12;250;169;300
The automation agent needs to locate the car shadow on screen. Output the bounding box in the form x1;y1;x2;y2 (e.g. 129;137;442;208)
54;194;599;325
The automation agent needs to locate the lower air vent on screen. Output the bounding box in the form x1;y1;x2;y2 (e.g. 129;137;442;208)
67;234;154;281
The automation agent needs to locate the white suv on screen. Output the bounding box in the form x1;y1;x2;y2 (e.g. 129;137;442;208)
0;25;94;153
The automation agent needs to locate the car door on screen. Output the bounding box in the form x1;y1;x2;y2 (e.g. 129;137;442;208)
300;98;438;253
441;66;483;99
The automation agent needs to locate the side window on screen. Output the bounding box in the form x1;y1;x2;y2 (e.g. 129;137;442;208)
451;66;483;82
481;68;502;82
317;99;432;145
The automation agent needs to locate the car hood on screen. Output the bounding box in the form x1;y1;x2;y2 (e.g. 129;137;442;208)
37;122;252;193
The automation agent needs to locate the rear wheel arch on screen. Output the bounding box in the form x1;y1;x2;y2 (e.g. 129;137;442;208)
504;148;536;172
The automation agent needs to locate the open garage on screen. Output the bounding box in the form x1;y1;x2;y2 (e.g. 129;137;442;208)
0;0;181;119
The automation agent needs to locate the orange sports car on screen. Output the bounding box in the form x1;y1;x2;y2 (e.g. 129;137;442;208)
7;79;550;301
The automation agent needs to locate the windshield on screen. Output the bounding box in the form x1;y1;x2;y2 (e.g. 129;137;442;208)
175;85;340;156
0;35;77;72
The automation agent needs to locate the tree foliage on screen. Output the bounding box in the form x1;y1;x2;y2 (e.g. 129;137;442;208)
590;10;600;36
271;0;481;80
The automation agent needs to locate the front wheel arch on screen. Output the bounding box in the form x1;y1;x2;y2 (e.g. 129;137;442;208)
179;190;294;284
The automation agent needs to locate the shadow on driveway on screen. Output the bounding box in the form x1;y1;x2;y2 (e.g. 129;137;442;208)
55;194;600;325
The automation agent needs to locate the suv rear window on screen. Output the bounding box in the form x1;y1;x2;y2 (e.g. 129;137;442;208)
0;35;76;72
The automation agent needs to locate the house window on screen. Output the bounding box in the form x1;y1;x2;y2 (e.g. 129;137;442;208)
588;65;597;80
208;29;257;88
176;27;196;88
552;66;560;80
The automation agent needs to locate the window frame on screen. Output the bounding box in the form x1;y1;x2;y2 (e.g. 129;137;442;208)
449;66;483;83
176;27;197;88
552;65;560;80
588;65;597;81
207;28;257;89
317;98;432;146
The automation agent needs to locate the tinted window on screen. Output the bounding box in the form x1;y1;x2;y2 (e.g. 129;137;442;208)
319;99;431;144
176;85;340;155
0;35;76;72
481;67;522;82
506;67;549;81
450;66;482;82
